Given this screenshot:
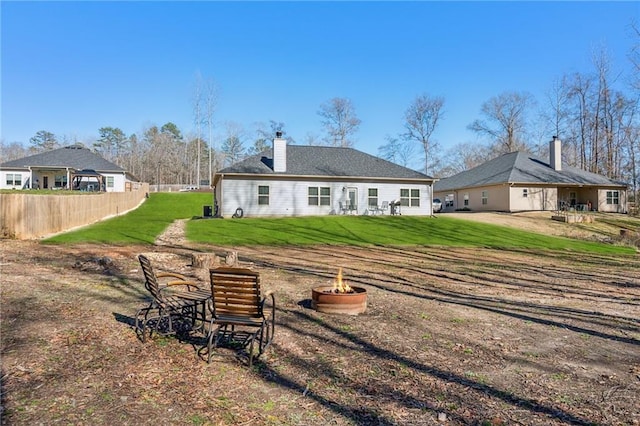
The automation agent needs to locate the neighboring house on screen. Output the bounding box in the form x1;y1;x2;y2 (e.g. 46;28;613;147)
434;137;628;213
213;136;436;217
0;144;138;192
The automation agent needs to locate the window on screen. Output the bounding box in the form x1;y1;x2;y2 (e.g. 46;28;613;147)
464;193;469;206
569;191;577;206
606;190;619;205
54;175;68;188
258;185;270;205
400;188;420;207
481;191;488;205
368;188;378;207
106;176;114;188
6;174;22;186
308;186;330;206
522;188;528;198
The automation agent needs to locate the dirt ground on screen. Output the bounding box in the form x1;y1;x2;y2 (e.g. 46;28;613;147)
1;213;639;425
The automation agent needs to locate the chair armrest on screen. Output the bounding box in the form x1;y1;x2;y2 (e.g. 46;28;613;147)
158;272;203;292
261;290;276;311
164;280;201;291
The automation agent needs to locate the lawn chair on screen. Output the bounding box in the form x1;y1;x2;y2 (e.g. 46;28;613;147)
203;267;275;367
339;201;350;215
135;254;210;342
379;200;389;214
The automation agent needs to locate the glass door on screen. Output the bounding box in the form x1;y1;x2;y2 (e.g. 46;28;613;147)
347;188;358;213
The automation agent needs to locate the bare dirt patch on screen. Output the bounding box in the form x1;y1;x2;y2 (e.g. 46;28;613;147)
2;217;640;425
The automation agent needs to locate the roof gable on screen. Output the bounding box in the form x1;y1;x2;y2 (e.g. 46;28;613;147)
218;145;432;180
434;151;625;192
0;144;125;172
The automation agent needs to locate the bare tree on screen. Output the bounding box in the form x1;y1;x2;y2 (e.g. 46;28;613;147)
204;78;218;186
378;135;416;169
402;94;444;175
438;142;491;177
192;72;205;186
0;140;30;162
318;97;361;147
303;132;322;146
468;91;535;154
250;120;290;155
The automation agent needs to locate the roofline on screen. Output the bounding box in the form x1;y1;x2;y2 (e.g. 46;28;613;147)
509;181;628;188
214;172;436;184
1;165;126;173
435;181;628;193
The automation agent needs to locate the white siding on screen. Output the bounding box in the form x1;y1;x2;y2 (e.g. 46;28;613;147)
0;171;30;190
105;173;127;192
218;178;433;217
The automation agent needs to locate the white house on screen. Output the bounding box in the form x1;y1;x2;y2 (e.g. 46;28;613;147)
0;144;138;192
213;136;436;218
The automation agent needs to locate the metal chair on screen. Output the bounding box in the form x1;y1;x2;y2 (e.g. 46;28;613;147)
203;267;275;366
135;254;210;342
339;201;350;215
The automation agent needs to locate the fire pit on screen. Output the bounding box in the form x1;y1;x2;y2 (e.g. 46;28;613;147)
311;268;367;315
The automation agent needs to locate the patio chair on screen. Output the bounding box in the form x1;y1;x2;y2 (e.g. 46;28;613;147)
135;254;210;342
379;200;389;214
203;267;275;367
339;201;350;215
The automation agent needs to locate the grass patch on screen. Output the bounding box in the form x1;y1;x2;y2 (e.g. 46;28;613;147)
43;192;212;244
42;192;636;254
187;215;634;254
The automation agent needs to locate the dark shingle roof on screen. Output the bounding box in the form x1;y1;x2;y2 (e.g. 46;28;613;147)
434;151;626;192
219;145;432;180
1;144;125;172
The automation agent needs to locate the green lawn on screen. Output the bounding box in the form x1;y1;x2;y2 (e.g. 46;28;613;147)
44;192;213;244
44;192;635;255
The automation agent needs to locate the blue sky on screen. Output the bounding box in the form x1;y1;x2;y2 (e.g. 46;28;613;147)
2;1;638;158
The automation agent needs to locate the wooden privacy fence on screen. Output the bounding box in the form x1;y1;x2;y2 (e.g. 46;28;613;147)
0;183;149;239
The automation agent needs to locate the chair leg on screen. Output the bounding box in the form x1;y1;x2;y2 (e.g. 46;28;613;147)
206;322;222;364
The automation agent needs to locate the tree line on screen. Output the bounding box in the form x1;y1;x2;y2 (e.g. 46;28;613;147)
2;32;638;200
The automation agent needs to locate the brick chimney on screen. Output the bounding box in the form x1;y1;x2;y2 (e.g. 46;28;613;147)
273;132;287;173
549;136;562;171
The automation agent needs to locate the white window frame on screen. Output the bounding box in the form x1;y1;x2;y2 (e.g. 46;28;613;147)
522;188;528;198
308;186;330;206
258;185;270;205
368;188;379;208
106;176;114;188
606;190;619;205
6;173;22;186
400;188;420;207
481;191;488;205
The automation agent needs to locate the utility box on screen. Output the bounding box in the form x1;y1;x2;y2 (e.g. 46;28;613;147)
203;205;213;217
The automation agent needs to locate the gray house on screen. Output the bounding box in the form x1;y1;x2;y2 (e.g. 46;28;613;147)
0;144;138;192
213;136;436;217
434;137;628;213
